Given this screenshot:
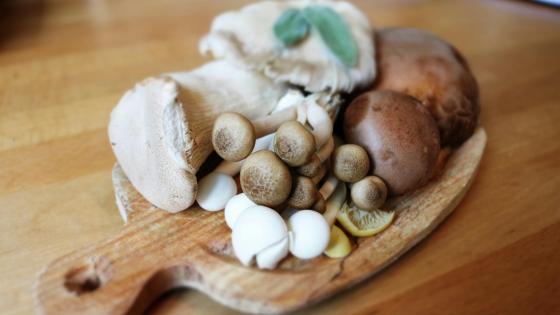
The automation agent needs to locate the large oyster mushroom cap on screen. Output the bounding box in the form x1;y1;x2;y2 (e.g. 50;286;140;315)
108;61;286;212
199;0;376;93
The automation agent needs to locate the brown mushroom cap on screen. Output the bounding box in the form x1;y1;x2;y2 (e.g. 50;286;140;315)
273;121;316;167
240;150;292;206
332;144;370;183
375;27;479;146
344;90;440;195
287;176;318;209
212;112;256;162
351;176;388;211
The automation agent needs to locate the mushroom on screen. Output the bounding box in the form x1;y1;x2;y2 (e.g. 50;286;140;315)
197;133;275;211
332;144;370;183
212;113;256;162
195;172;238;212
108;61;286;212
286;176;318;210
298;136;334;177
224;193;256;229
374;27;479;146
240;150;292;206
199;0;376;93
232;205;289;269
350;176;387;211
211;107;299;162
273;120;316;167
288;210;330;260
344;90;440;195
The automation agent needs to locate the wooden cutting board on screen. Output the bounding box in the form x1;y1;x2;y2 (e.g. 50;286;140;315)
33;127;486;315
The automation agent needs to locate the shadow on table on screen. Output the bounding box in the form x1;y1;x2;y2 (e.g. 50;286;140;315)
0;0;45;48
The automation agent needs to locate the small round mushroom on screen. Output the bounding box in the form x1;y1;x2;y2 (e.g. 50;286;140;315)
287;176;318;209
288;210;331;260
212;112;256;162
196;172;237;211
332;144;370;183
344;90;440;195
273;121;316;167
232;205;289;268
240;150;292;207
224;193;256;229
350;176;388;211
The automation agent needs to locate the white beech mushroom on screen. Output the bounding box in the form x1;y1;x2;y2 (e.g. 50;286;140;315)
240;150;293;207
224;193;256;229
332;144;370;183
199;0;376;93
273;121;316;167
232;206;289;269
288;210;330;260
350;176;388;211
108;61;286;212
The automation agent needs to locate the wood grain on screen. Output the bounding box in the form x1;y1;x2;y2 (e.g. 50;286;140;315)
33;129;486;315
1;1;560;315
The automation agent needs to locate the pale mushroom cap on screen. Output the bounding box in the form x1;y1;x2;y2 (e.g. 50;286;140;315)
350;176;388;211
240;151;292;206
288;210;330;260
225;193;256;229
109;61;286;213
274;121;316;167
212;112;256;162
232;206;289;266
287;176;318;209
196;172;238;211
256;237;289;269
199;0;376;93
332;144;370;183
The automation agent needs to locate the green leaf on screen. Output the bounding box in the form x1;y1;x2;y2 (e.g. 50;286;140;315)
302;5;358;67
273;9;310;47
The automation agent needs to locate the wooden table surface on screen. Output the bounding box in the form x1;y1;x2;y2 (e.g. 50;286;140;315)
1;0;559;314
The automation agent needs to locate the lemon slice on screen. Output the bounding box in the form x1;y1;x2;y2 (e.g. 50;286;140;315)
324;225;352;258
336;202;394;237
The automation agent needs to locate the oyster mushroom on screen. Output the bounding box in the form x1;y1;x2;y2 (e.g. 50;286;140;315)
200;0;376;93
108;61;286;212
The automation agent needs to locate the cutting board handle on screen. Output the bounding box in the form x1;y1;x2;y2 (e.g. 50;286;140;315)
32;210;212;315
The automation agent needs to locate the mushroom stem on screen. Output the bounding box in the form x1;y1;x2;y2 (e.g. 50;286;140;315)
298;137;334;177
318;174;339;200
214;134;275;176
306;100;333;148
323;181;347;226
252;106;298;137
311;163;328;185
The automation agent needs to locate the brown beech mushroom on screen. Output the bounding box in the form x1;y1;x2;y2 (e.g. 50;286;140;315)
240;150;292;207
298;137;334;178
332;144;370;183
212;112;256;162
350;176;387;211
375;27;479;146
211;107;298;162
344;90;440;195
273;121;316;167
287;176;318;209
